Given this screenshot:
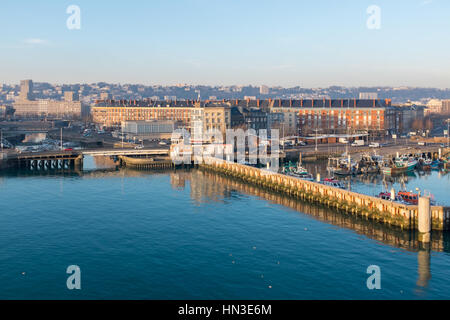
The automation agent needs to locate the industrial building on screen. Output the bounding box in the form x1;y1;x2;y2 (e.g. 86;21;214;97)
13;80;89;119
121;120;178;140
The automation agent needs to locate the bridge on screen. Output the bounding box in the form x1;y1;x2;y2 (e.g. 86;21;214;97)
81;148;169;157
4;148;170;170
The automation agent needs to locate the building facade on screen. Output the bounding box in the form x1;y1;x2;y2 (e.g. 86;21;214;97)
394;105;425;134
443;100;450;114
13;80;88;119
92;98;397;139
268;99;394;137
92;100;234;137
425;99;443;115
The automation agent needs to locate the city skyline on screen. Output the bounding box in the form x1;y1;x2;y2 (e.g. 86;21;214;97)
1;0;449;87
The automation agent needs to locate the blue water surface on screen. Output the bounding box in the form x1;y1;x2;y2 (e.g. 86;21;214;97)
0;165;449;299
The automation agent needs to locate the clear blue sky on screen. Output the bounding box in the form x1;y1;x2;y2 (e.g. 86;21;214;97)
0;0;449;87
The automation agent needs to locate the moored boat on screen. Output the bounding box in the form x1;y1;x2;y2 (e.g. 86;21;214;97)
321;178;346;189
382;156;417;175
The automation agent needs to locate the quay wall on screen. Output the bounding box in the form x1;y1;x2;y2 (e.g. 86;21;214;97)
200;157;450;231
119;155;175;170
196;170;449;252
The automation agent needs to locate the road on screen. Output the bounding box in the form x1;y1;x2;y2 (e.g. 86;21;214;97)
284;139;446;160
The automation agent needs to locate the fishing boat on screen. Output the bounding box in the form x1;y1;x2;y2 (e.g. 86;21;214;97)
431;160;441;170
358;153;381;174
292;165;314;181
377;190;411;205
382;156;417;175
421;158;432;171
282;160;314;181
397;191;419;205
395;190;436;205
378;191;393;201
321;178;346;189
282;161;297;175
327;156;359;176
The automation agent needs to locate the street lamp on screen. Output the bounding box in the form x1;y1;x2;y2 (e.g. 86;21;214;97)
447;119;450;148
313;128;321;152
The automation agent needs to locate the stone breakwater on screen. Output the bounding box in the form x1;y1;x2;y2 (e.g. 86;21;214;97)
200;157;450;231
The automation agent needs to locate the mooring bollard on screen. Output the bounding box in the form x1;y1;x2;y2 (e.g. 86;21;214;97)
418;196;431;242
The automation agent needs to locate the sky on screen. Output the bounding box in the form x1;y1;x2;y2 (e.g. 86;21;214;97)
0;0;449;88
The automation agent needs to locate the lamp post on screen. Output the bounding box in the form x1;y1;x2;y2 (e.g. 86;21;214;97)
447;119;450;148
313;128;321;152
120;121;125;149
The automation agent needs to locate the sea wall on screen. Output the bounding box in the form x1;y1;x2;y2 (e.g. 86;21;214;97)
200;157;450;231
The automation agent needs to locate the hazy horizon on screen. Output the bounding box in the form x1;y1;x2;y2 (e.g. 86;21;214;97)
2;80;450;91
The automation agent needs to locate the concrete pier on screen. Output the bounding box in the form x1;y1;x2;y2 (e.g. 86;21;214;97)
119;155;175;170
5;152;83;171
200;156;450;231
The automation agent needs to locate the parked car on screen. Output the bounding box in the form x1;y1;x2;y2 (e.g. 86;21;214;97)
64;148;73;151
369;142;380;148
351;140;365;147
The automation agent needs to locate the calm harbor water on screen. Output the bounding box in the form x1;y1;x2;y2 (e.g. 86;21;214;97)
0;156;449;299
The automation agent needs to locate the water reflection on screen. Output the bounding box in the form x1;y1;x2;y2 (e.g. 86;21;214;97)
174;169;447;297
172;169;450;254
416;249;431;294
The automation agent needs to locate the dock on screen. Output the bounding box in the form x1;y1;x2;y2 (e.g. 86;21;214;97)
200;156;450;232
